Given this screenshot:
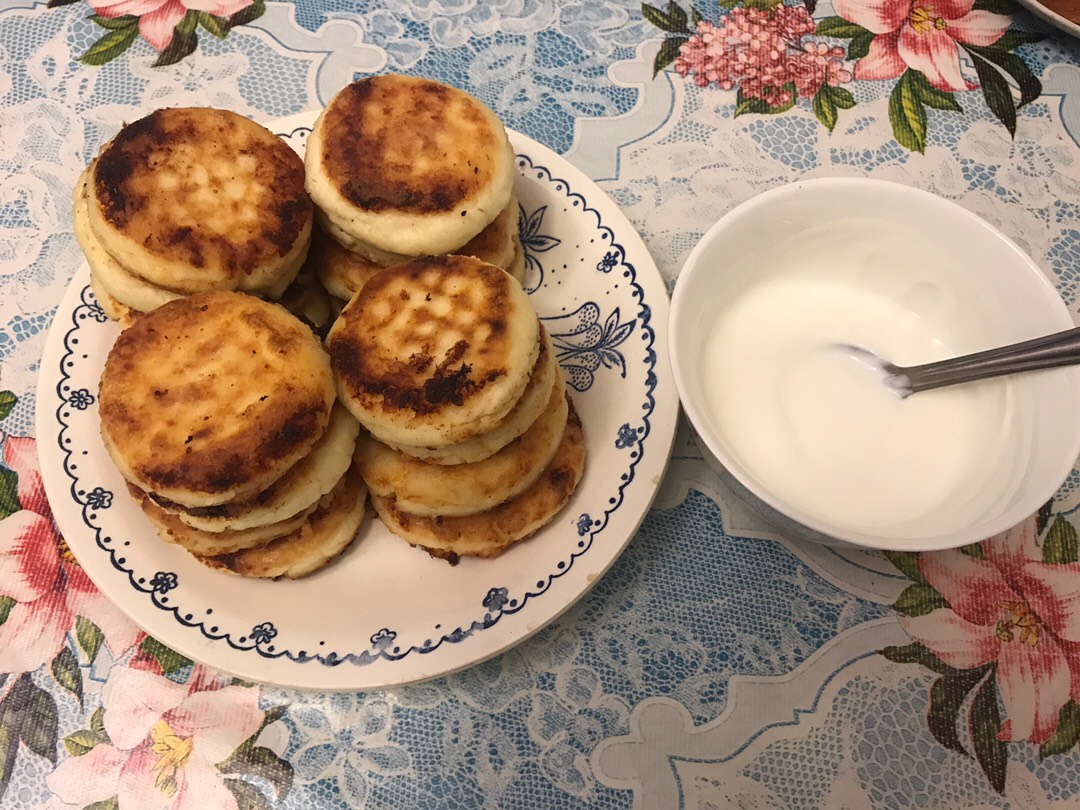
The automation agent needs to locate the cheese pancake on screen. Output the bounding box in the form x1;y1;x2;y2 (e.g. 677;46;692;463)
155;405;358;532
80;162;301;314
371;401;585;560
319;194;518;268
306;75;515;256
314;196;520;301
357;377;567;516
309;225;388;302
197;466;367;579
134;485;319;556
327;255;539;447
99;291;335;507
454;193;517;272
275;266;336;335
385;330;558;465
87;108;312;295
90;271;141;330
81;166;299;314
76;168;182;312
316;192;519;270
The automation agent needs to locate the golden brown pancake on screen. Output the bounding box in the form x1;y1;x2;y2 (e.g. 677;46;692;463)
455;193;517;273
356;377;568;516
306;75;516;256
309;225;390;302
76;168;183;312
370;401;585;560
90;271;141;330
79;164;300;314
133;483;319;555
87;108;312;295
326;255;539;448
315;191;520;270
384;332;558;465
99;291;335;507
313;195;522;301
154;404;359;532
197;466;367;579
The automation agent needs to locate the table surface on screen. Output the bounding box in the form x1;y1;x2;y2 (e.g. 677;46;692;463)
3;1;1080;808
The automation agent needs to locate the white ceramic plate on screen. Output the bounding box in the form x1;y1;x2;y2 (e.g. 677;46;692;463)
36;112;678;690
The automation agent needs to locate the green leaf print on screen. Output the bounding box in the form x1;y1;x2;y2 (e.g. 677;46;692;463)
654;36;689;77
1041;701;1080;757
642;2;691;33
892;582;948;617
888;71;928;154
154;11;199;68
0;391;16;422
81;22;139;66
1043;514;1079;565
50;646;84;706
970;675;1008;793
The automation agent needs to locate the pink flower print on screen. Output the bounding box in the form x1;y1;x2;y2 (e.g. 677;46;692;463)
0;437;139;673
45;666;264;809
87;0;254;51
673;9;848;105
789;42;855;98
900;517;1080;744
832;0;1011;92
673;21;727;88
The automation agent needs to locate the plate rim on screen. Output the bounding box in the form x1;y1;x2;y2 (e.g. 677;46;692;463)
1018;0;1080;38
35;112;679;690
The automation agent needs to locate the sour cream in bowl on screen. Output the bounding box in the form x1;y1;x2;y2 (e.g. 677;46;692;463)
669;178;1080;551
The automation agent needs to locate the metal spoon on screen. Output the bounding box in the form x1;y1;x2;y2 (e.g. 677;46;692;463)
842;326;1080;399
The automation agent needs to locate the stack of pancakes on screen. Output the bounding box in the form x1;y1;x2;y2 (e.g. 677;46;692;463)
304;75;526;305
75;108;313;329
327;254;586;562
98;291;366;579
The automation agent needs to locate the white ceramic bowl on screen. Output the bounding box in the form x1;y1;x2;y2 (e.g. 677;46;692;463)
670;178;1080;551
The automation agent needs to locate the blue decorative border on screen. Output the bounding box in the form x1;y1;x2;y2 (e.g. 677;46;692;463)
52;143;660;669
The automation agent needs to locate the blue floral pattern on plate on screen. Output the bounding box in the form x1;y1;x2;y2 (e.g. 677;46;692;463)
518;202;561;292
543;303;635;392
66;389;94;410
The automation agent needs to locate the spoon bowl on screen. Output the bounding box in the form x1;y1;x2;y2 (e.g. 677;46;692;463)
670;177;1080;551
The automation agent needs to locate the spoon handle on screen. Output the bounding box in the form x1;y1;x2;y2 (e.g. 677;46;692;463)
896;326;1080;393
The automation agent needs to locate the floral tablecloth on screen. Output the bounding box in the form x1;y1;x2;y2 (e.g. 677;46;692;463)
4;0;1080;807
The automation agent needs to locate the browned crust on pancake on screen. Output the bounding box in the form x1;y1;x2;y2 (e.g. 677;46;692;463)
196;466;367;579
131;482;318;554
419;546;461;565
312;195;518;301
456;195;516;268
309;226;390;300
92;108;311;278
372;402;585;559
319;76;502;215
90;270;143;330
148;403;356;526
329;255;521;417
99;291;334;505
356;368;566;516
384;328;555;463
